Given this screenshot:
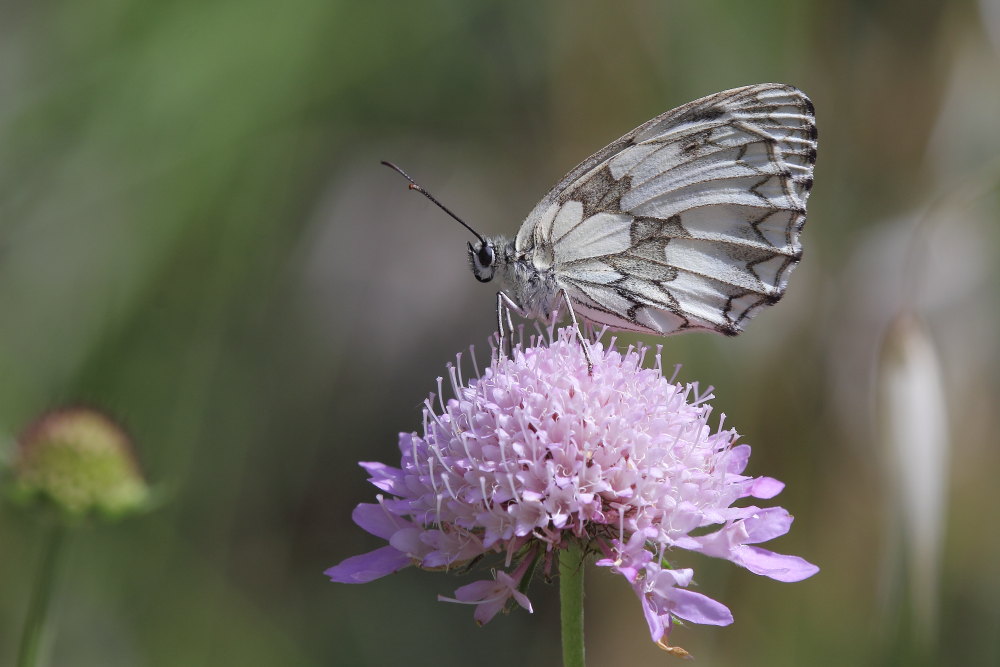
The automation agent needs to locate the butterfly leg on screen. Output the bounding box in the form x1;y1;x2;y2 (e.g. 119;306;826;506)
496;291;521;363
560;288;594;375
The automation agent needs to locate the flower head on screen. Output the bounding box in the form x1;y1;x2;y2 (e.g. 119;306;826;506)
326;327;817;646
10;406;150;520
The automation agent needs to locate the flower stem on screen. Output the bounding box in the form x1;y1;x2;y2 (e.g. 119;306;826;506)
559;542;586;667
18;522;66;667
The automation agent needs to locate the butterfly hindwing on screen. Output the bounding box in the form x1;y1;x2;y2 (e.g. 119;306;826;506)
517;83;817;336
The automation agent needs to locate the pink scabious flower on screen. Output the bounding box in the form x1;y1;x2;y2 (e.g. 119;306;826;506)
326;327;817;647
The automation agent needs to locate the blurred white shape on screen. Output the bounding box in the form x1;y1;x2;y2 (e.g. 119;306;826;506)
828;27;1000;450
876;314;949;635
827;201;993;448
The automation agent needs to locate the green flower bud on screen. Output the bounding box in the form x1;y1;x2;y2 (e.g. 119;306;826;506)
11;407;150;520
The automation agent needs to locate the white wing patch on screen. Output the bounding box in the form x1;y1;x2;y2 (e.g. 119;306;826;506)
551;201;584;241
516;83;817;336
550;210;633;264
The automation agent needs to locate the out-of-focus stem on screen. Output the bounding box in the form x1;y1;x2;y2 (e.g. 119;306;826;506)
18;522;66;667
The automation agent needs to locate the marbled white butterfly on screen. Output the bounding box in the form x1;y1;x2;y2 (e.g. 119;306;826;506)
385;83;817;371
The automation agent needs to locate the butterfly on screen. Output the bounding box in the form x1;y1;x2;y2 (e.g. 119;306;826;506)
384;83;817;371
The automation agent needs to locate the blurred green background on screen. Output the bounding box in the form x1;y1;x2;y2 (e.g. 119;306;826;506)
2;1;999;665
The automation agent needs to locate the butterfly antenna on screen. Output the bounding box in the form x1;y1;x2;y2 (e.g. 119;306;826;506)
381;161;486;244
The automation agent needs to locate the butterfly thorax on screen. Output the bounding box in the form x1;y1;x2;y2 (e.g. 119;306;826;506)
474;235;563;321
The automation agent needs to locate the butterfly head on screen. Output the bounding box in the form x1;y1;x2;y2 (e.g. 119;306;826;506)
468;239;497;283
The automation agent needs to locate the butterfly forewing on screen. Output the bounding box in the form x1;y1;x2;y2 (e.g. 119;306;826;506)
518;83;817;336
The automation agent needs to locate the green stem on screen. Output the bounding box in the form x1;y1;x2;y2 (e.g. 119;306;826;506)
18;522;66;667
559;542;586;667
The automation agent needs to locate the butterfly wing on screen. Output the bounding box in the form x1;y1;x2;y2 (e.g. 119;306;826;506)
516;83;817;335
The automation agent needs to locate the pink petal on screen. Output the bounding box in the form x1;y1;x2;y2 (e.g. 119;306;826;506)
510;589;534;614
651;566;694;589
725;444;751;474
731;545;819;582
453;579;497;602
388;526;429;557
351;502;403;540
639;593;669;642
595;534;654;583
359;461;407;495
689;508;794;559
689;523;750;559
472;599;506;625
325;546;411;583
446;572;533;625
749;476;784;499
668;588;734;626
742;507;794;542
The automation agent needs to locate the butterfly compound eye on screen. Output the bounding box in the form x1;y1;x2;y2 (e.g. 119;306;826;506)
478;244;495;267
468;241;496;283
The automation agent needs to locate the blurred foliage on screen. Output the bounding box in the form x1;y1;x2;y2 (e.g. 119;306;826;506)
2;1;999;665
